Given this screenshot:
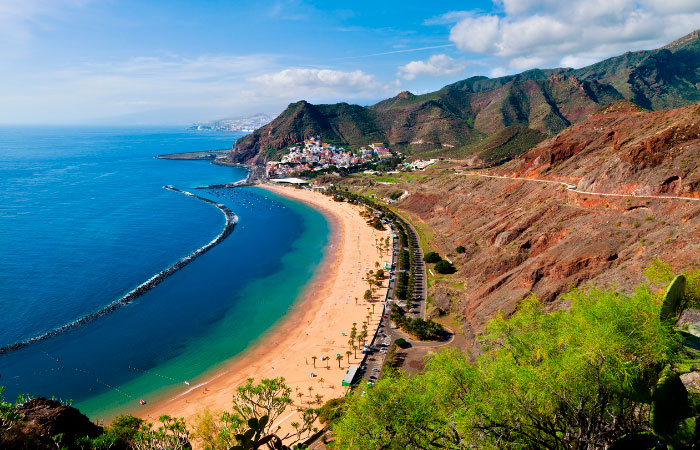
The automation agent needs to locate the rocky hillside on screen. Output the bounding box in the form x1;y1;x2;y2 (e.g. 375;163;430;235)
500;100;700;196
232;30;700;164
320;100;700;342
0;397;104;450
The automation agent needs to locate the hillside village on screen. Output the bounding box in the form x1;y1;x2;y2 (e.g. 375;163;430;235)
264;137;397;178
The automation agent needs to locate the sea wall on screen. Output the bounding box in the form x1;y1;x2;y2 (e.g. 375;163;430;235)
0;186;238;354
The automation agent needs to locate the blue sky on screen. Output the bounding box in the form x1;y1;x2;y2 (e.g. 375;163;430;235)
2;0;700;125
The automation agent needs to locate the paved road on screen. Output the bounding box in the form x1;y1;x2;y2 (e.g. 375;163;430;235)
401;217;427;320
459;172;700;202
355;212;432;386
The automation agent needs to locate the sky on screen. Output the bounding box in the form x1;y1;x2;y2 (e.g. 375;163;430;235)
2;0;700;125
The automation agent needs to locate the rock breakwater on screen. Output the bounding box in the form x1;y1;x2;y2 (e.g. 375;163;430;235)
0;186;238;354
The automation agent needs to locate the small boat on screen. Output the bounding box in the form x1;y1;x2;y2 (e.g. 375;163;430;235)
184;381;190;386
139;399;146;405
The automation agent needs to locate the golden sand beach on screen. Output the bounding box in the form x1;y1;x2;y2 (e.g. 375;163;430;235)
138;184;391;439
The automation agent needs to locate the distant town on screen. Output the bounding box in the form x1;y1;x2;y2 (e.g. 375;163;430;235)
189;113;273;132
265;137;399;178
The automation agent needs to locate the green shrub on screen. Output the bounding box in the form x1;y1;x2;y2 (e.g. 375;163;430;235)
333;283;683;450
455;245;466;254
434;260;456;274
424;252;442;263
394;338;409;348
319;397;346;425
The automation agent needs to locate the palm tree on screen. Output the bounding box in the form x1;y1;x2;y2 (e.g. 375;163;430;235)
315;393;324;406
371;303;376;314
352;344;358;359
312;356;318;368
318;377;325;388
375;261;380;270
354;296;359;305
308;386;314;397
346;350;352;363
336;354;343;368
297;391;304;404
325;356;330;369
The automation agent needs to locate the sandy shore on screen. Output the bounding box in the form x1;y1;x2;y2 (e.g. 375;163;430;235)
138;184;390;439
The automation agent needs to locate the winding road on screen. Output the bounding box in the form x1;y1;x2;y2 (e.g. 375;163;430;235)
459;172;700;202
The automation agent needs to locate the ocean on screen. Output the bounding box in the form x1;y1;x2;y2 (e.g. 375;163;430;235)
0;127;329;419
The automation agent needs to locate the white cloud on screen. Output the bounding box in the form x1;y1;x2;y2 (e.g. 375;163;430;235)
450;15;500;54
250;68;385;96
448;0;700;71
0;55;398;124
0;0;89;56
398;54;467;80
423;11;474;26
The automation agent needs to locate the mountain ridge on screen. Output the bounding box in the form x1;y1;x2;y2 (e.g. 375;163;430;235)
232;29;700;164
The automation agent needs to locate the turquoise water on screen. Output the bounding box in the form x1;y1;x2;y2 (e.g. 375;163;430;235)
0;127;329;419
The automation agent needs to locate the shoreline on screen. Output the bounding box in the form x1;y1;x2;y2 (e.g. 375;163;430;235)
0;187;238;355
136;184;390;438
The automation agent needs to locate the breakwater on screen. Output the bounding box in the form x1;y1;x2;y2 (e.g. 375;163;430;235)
0;186;238;354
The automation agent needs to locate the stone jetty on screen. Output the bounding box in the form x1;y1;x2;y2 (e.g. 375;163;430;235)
0;186;238;355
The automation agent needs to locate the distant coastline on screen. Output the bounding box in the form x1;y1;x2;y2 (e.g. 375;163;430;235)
0;187;238;355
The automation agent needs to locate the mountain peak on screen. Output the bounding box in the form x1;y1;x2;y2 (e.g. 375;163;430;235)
662;29;700;50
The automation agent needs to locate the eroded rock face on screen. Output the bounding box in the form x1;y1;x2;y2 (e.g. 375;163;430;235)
1;397;102;450
503;101;700;197
332;155;700;345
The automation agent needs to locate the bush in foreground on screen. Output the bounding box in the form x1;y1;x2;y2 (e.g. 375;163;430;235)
333;281;687;450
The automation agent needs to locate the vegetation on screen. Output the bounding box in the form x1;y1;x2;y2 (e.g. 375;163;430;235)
318;397;347;426
423;252;442;263
333;274;699;450
434;260;456;274
455;245;466;254
189;377;320;450
394;338;409;349
389;304;443;340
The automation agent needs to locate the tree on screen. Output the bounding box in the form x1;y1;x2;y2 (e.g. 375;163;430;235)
346;350;352;363
423;252;442;263
455;245;466;254
434;260;456;274
337;355;343;368
134;415;190;450
364;289;372;302
325;356;330;369
332;284;683;450
311;356;317;368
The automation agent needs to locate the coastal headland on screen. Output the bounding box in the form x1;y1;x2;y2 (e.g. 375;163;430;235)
137;184;391;437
